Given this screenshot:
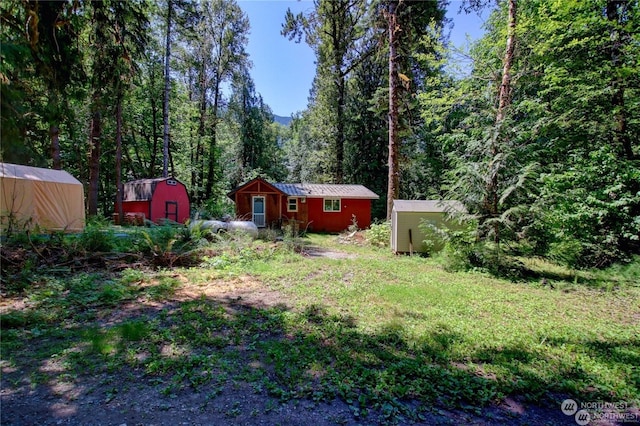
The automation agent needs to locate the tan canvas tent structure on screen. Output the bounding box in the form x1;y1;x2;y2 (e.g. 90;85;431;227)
391;200;466;254
0;163;85;233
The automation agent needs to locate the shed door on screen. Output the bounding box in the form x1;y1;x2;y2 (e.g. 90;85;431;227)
165;201;178;222
252;196;266;227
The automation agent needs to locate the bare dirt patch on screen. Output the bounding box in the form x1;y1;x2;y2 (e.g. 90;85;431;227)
302;246;357;260
0;373;584;426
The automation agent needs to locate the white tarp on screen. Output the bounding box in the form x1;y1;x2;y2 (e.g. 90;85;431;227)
0;163;85;232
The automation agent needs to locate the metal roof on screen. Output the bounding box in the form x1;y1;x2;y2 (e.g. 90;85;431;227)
392;199;466;213
123;177;182;202
273;183;379;199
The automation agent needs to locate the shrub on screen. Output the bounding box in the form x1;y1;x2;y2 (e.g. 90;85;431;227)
432;223;525;279
547;238;584;267
538;146;640;268
140;223;209;267
418;219;449;254
365;221;390;247
78;219;116;253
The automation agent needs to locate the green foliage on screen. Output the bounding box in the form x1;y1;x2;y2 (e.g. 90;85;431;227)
418;219;448;254
546;239;583;268
78;218;117;253
420;221;525;279
418;0;640;269
365;221;390;248
538;146;640;268
436;225;479;272
140;223;210;267
2;235;639;424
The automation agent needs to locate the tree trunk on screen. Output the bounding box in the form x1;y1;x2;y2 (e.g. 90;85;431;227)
204;78;220;200
150;94;159;177
386;0;400;220
88;109;101;216
485;0;517;243
332;1;345;184
336;73;345;184
606;0;634;160
162;0;173;178
50;125;61;170
195;60;208;205
495;0;516;125
115;98;124;223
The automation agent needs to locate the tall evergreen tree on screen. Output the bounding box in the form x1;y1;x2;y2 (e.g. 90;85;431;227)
182;0;248;205
87;0;149;216
0;0;85;167
283;0;370;183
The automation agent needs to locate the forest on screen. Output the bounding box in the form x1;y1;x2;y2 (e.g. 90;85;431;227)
1;0;639;269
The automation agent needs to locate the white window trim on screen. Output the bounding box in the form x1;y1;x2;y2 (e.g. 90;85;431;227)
323;198;341;212
252;196;266;227
287;197;298;212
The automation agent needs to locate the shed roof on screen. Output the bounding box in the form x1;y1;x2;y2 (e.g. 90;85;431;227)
123;177;181;202
392;200;466;213
0;163;81;185
273;183;379;199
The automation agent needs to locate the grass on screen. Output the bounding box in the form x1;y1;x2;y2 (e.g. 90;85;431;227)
1;231;638;422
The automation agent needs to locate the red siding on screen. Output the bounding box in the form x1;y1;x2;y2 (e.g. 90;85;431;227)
122;179;190;224
149;181;190;223
306;198;372;233
231;180;282;226
279;196;309;231
229;178;374;232
122;201;150;218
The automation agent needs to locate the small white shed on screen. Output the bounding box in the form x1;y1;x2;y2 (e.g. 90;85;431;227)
0;163;85;233
391;200;466;254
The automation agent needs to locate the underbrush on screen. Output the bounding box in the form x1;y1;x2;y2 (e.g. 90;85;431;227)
0;220;298;295
1;225;638;424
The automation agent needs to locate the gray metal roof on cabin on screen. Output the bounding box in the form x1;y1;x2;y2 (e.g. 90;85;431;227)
273;183;379;199
123;178;168;201
392;200;466;213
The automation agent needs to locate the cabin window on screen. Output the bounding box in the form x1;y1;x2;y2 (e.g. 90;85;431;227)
167;179;177;186
287;197;298;212
323;198;341;212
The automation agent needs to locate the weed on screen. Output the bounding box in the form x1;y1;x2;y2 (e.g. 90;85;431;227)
119;268;146;285
1;231;638;424
78;219;116;253
146;275;180;300
365;221;390;247
119;320;149;342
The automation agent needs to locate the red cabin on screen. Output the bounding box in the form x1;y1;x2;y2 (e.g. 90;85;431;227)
227;178;379;233
122;177;190;224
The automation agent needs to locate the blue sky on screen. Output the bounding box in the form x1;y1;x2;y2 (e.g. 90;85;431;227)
238;0;490;117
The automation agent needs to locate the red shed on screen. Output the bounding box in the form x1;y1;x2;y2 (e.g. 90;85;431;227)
227;178;379;233
122;177;190;224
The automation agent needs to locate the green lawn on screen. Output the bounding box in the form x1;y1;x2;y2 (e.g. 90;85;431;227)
1;232;638;421
242;235;640;405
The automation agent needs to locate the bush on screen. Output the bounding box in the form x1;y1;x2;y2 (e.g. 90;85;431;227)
538;146;640;268
547;238;584;267
78;219;116;252
433;223;525;279
418;220;449;254
365;221;391;247
140;223;211;267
